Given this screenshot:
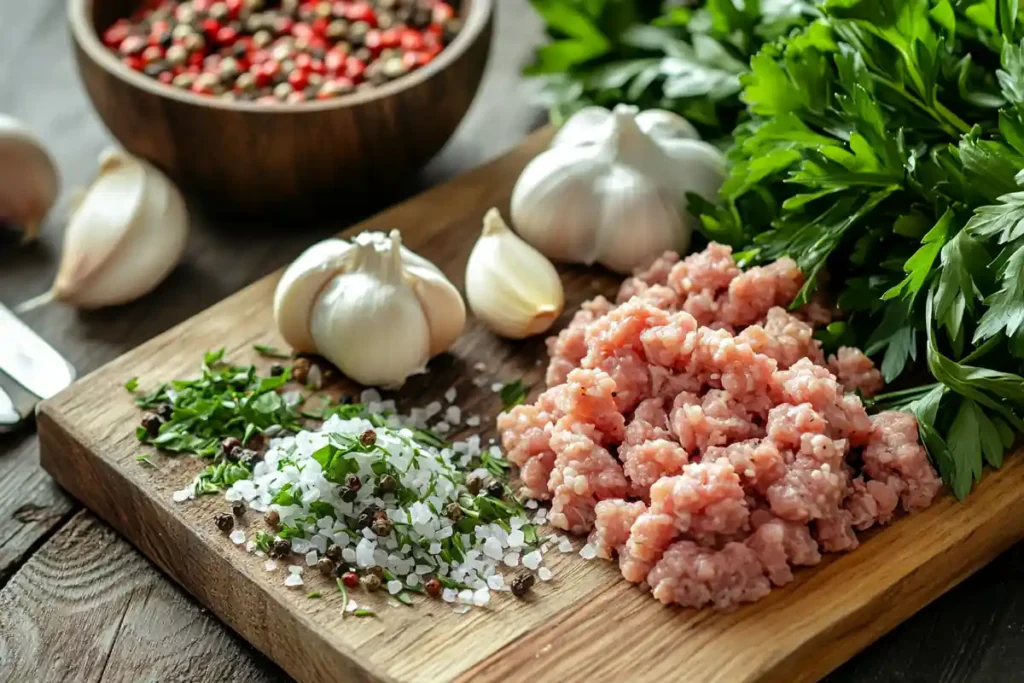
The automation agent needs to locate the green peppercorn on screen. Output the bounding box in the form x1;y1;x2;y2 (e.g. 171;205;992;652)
348;20;370;45
252;28;273;48
381;56;407;80
325;19;348;39
215;513;234;533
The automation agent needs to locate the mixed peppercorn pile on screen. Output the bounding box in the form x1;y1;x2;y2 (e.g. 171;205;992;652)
102;0;462;103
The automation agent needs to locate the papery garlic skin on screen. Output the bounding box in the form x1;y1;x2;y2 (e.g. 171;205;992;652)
0;114;60;242
466;208;564;339
310;234;431;389
273;230;465;388
47;149;188;308
511;104;726;274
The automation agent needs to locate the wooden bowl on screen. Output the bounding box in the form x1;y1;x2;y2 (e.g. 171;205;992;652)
69;0;494;212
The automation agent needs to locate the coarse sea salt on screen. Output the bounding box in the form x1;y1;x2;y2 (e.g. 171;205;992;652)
454;604;472;614
230;530;246;545
264;560;278;572
487;574;505;590
465;415;481;427
503;552;520;567
580;544;597;560
305;551;318;567
538;567;553;582
284;574;303;587
491;382;503;392
522;551;542;570
387;580;403;595
444;388;457;403
288;565;304;575
558;537;573;553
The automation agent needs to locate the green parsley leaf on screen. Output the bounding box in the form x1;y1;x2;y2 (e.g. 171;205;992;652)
253;344;292;359
135;454;155;468
395;591;414;606
124;377;139;393
307;591;322;599
499;380;529;411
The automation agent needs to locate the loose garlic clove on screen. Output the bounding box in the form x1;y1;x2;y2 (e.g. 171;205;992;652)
465;208;564;339
309;232;432;389
0;114;60;242
20;149;188;311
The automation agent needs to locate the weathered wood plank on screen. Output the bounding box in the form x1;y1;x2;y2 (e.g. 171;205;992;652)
0;511;285;682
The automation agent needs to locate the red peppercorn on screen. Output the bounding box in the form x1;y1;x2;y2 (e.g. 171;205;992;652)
122;55;145;71
103;20;131;49
141;45;164;64
292;22;314;40
225;0;244;20
345;56;366;81
363;29;382;54
424;577;442;598
119;35;147;56
341;571;359;588
432;2;455;23
150;20;170;37
311;17;329;36
202;18;222;39
345;2;376;27
380;28;401;49
400;28;424;51
402;50;429;69
288;69;309;90
188;51;205;68
157;71;174;84
294;52;313;71
216;26;239;47
275;16;296;35
193;0;212;11
287;91;307;104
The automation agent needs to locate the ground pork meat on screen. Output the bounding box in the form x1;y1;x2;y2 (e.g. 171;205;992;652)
648;365;704;400
647;541;771;611
667;243;741;298
545;296;614;387
704;439;787;495
746;510;821;586
649;459;750;541
548;416;629;533
717;258;804;328
670;390;764;454
589;499;647;560
766;403;828;450
765;433;847;522
863;411;942;511
582;347;651;414
620;512;677;583
617;251;681;302
828;347;884;398
497;385;565;499
737;307;824;369
814;511;860;552
554;368;626;444
845;476;900;530
770;358;873;445
620;398;689;497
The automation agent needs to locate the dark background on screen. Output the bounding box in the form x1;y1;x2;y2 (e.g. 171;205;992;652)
0;1;1022;680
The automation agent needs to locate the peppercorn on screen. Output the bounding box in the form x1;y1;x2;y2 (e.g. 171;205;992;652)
317;557;335;576
215;512;235;533
265;509;281;528
325;19;348;39
270;537;292;558
218;56;241;81
355;505;379;529
341;570;360;588
466;472;485;495
348;20;370;45
360;573;382;592
273;82;293;99
381;56;407;80
291;357;310;383
269;362;285;376
156;403;174;420
141;412;163;437
245;432;265;452
209;2;230;22
183;32;207;53
441;17;462;45
371;516;393;537
339;486;357;503
376;474;397;494
443;501;462;521
510;571;535;598
231;500;246;517
221;436;242;458
360;429;376;447
367;566;385;580
424;577;442;598
326;544;344;563
237;449;260;468
486;481;505;498
172;72;197;89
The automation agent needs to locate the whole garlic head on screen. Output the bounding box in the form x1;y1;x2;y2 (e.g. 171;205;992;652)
0;114;60;242
511;104;727;274
273;231;465;388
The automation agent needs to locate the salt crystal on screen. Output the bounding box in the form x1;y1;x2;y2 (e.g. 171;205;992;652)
487;574;504;590
465;415;481;427
524;499;539;510
457;589;474;604
434;421;451;434
503;552;520;567
264;560;278;572
245;540;256;553
342;547;357;563
172;488;192;503
482;537;504;560
406;573;421;587
346;600;359;613
491;383;503;392
445;405;461;425
387;580;403;595
522;551;542;570
506;529;525;549
229;530;246;545
425;401;442;418
580;544;597;560
472;377;488;388
473;588;490;606
307;364;323;389
474;362;487;372
428;542;442;555
305;550;318;566
538;567;553;582
442;588;457;603
284;574;304;588
453;604;472;614
558;537;573;553
445;387;457;403
360;389;382;404
288;565;304;575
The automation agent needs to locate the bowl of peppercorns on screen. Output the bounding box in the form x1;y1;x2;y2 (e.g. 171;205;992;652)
69;0;493;212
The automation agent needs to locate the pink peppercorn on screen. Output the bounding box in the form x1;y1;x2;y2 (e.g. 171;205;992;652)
287;69;309;91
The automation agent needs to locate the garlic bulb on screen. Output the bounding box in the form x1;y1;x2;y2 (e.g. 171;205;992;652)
0;114;60;242
465;208;564;339
19;148;188;310
510;104;727;274
273;230;465;388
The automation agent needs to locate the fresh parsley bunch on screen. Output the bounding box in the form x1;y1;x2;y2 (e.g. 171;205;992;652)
525;0;816;139
686;0;1024;497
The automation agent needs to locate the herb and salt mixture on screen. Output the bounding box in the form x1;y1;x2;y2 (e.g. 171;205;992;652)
131;350;551;611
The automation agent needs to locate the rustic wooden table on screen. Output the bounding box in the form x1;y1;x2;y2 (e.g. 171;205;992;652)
0;2;1022;681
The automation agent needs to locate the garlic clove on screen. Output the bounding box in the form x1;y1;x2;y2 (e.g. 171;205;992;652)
466;208;564;339
273;239;354;353
404;263;467;356
656;138;728;201
635;108;701;142
551;106;622;149
0;114;60;242
309;236;431;389
45;149;188;308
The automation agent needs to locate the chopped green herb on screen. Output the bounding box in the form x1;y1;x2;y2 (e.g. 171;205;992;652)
307;591;322;599
135;454;155;468
395;591;414;606
336;578;349;617
124;377;139;393
253;344;293;359
499;380;529;411
352;609;376;617
253;531;274;554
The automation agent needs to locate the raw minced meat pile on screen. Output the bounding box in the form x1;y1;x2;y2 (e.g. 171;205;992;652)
498;243;943;611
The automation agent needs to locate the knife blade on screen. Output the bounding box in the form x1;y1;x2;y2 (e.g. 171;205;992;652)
0;385;19;432
0;302;76;400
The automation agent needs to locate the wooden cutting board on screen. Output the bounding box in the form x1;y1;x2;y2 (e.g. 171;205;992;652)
37;129;1024;683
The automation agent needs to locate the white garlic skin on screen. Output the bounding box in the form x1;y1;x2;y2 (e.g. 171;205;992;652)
50;149;188;308
511;104;726;274
274;239;354;353
310;239;431;389
0;114;60;242
466;208;564;339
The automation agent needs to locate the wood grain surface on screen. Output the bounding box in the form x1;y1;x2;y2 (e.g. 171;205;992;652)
34;128;1024;683
3;2;1024;682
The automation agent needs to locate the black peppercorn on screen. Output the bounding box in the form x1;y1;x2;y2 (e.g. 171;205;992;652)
237;449;260;468
270;537;292;558
367;566;385;580
231;500;246;517
245;432;265;452
326;544;344;563
443;501;462;521
156;403;174;421
376;474;397;494
486;481;505;498
510;571;535;598
360;573;382;592
466;472;485;495
141;412;163;437
356;505;379;529
215;513;235;533
360;430;377;447
269;363;285;376
339;486;358;503
291;357;310;383
222;437;242;458
371;516;393;537
317;557;335;576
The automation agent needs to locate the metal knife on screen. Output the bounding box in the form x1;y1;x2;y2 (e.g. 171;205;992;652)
0;384;19;432
0;302;76;428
